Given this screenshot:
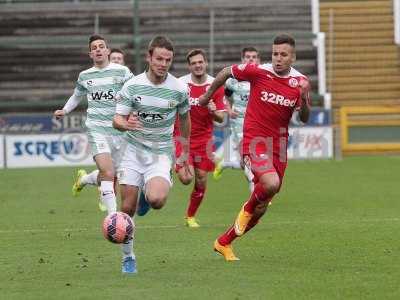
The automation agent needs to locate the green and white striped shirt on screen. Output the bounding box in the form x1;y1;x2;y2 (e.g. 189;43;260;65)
116;72;190;155
225;78;250;120
75;62;133;134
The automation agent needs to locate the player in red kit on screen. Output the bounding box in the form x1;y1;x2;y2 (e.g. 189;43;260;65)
199;34;311;260
175;49;226;227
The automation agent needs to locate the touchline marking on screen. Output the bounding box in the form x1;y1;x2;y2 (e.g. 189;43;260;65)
0;218;399;234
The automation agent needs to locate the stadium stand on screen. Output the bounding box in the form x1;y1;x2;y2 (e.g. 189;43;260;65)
0;0;320;111
320;0;400;109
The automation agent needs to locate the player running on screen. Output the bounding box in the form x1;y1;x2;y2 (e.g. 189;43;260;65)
54;35;133;215
113;36;191;273
199;34;311;261
175;49;226;228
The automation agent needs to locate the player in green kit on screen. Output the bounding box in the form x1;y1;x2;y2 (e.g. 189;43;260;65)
113;36;191;274
54;35;133;215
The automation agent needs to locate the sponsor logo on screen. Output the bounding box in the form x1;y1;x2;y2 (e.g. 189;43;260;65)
189;97;200;106
138;111;166;123
91;90;115;101
260;91;296;107
13;134;90;162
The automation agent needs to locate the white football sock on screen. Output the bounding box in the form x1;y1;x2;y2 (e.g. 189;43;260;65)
81;170;99;186
121;237;135;259
222;161;241;169
100;181;116;214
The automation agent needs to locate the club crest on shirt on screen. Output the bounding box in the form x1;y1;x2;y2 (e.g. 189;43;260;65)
289;78;299;88
238;64;247;71
168;100;178;108
87;80;94;87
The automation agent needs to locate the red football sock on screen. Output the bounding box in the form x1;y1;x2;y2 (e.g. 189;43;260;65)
243;183;269;214
218;225;238;246
186;185;205;217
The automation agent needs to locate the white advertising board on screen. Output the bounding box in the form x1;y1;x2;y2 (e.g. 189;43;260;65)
288;126;333;159
6;133;95;168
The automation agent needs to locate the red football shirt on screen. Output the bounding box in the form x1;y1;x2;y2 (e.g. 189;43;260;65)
231;63;308;154
175;74;225;147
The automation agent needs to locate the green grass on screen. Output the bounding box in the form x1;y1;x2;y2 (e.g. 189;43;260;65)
0;156;399;299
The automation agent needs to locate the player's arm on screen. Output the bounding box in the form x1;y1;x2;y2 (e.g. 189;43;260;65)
198;67;232;106
178;111;191;150
113;86;142;131
207;100;225;123
298;78;311;123
113;113;142;131
178;111;191;175
54;92;84;119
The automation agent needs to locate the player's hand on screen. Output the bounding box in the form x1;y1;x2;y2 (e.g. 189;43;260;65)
299;78;311;98
229;109;239;119
126;112;143;131
182;158;193;177
198;94;210;107
207;100;216;113
54;109;66;120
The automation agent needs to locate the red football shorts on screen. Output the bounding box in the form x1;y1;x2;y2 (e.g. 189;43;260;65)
242;141;287;189
175;141;215;172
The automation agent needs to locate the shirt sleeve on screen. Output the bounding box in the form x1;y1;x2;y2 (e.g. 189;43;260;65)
211;86;226;111
115;82;133;115
231;63;259;83
75;75;87;97
123;67;134;82
63;92;84;114
177;86;190;116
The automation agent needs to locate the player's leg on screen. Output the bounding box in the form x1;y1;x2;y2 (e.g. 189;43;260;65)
118;167;143;275
214;151;282;261
137;160;173;216
214;126;242;179
136;187;150;217
72;169;99;196
145;177;170;209
185;167;207;228
214;200;268;262
94;153;117;215
234;171;279;236
143;154;173;210
120;184;140;274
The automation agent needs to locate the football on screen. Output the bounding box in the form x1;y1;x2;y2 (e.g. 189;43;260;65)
102;212;134;244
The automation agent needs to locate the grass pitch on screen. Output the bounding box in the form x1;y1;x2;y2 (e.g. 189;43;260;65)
0;156;399;299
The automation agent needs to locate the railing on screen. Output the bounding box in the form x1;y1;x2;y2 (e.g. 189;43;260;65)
340;106;400;153
394;0;400;45
311;0;331;110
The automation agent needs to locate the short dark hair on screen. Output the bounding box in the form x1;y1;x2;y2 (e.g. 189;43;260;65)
186;49;207;63
148;36;174;55
88;34;107;50
273;34;296;48
241;46;259;58
110;48;125;56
